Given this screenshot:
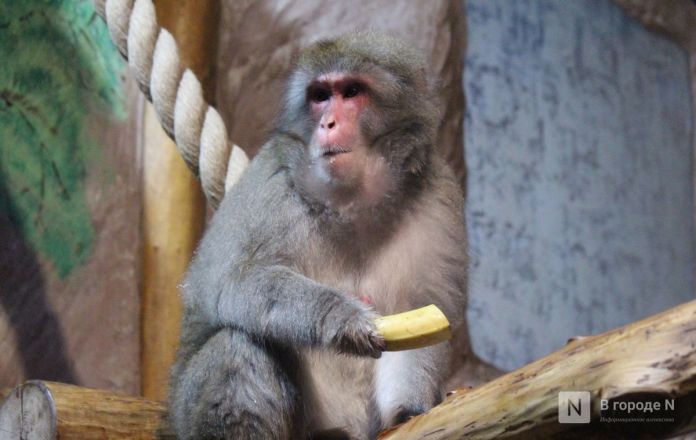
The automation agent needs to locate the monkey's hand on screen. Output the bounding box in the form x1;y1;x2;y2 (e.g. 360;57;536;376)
331;304;386;359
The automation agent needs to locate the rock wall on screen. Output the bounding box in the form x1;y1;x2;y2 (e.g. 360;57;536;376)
464;0;695;371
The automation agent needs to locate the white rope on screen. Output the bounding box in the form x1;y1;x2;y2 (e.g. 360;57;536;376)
95;0;250;209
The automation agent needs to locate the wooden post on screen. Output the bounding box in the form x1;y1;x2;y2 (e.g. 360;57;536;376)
379;300;696;439
141;0;220;401
0;381;172;439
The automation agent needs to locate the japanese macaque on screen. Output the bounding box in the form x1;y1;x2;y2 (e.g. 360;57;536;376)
169;32;468;440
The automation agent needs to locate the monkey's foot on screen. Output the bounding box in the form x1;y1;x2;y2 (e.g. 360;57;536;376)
392;405;428;425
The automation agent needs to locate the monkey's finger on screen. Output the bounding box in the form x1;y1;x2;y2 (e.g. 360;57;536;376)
368;331;386;358
374;304;451;351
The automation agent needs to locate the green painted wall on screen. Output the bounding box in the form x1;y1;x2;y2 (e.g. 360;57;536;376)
0;0;125;277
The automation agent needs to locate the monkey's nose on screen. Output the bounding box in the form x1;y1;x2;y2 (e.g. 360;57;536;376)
321;118;336;130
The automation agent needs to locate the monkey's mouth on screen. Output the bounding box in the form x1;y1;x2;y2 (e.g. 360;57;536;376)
321;146;352;158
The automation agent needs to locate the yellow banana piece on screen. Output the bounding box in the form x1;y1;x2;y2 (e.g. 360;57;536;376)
374;304;451;351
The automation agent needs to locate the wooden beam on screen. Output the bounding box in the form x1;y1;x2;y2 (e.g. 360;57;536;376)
140;0;219;401
379;300;696;439
2;301;695;438
0;381;172;439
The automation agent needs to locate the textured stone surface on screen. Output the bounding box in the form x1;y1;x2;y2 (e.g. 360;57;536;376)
215;0;467;186
464;0;695;370
613;0;696;51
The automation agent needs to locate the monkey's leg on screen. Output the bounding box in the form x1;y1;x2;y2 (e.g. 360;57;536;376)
373;343;449;431
169;328;303;440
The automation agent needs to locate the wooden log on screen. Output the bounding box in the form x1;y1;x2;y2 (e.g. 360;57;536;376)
0;381;172;439
2;301;696;439
140;0;219;401
379;300;696;439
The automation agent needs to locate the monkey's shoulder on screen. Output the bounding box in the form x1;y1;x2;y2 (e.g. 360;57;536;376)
201;147;310;258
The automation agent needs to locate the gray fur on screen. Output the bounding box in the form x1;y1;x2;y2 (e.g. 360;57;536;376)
169;33;467;440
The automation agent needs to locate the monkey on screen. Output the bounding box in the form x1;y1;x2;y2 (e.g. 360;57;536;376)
168;32;468;440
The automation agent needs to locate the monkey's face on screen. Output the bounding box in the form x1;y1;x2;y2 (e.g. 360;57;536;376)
279;33;440;218
296;71;394;211
307;73;368;174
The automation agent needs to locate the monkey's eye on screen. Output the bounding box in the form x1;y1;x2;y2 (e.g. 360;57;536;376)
309;88;331;103
343;83;363;99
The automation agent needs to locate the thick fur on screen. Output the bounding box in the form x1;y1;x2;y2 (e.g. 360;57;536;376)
169;33;467;440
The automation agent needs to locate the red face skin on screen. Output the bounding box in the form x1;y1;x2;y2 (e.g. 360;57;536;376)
309;73;369;169
302;73;392;211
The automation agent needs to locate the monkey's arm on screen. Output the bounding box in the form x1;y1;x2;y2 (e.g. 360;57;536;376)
205;265;385;358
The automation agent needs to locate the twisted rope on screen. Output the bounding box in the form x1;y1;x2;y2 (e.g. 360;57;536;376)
94;0;249;209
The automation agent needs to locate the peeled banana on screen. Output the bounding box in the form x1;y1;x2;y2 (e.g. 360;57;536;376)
374;304;451;351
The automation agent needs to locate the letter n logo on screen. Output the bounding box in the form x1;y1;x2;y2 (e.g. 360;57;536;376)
558;391;591;423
